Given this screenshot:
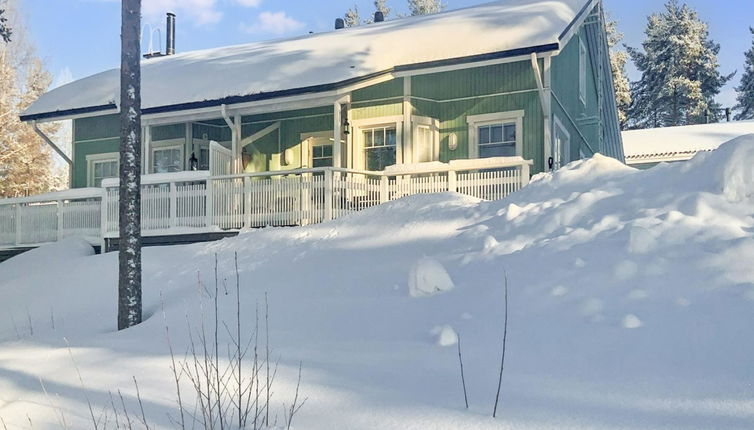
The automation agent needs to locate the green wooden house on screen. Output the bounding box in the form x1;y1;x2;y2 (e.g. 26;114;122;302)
1;0;623;251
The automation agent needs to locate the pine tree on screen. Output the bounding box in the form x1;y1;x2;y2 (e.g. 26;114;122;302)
408;0;445;16
118;0;142;331
344;5;360;27
734;28;754;121
0;2;61;198
0;7;11;43
375;0;391;18
627;0;732;128
606;19;631;130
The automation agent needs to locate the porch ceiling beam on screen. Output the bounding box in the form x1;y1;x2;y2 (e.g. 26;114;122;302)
240;121;279;149
32;120;73;167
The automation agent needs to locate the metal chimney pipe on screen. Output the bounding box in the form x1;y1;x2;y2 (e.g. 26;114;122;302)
335;18;345;29
374;11;385;22
166;12;176;55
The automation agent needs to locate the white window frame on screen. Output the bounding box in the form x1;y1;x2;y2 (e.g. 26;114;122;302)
299;131;335;168
151;138;185;173
467;110;525;159
351;116;403;170
86;152;119;187
579;35;587;106
412;116;440;163
553;115;571;170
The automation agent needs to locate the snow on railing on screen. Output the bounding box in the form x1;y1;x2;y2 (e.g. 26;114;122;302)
0;157;532;249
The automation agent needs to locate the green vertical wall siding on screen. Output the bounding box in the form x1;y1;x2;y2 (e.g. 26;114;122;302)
551;28;601;160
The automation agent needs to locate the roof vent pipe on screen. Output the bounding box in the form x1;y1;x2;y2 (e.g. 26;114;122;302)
166;12;176;55
335;18;345;29
374;11;385;22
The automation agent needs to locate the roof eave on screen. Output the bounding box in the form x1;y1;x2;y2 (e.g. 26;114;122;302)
21;42;564;123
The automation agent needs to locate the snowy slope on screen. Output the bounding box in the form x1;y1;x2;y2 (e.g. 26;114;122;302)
23;0;589;119
1;136;754;429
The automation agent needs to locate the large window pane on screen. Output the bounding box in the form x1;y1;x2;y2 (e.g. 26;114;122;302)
363;126;397;171
92;160;118;187
478;121;517;159
479;126;490;145
154;147;183;173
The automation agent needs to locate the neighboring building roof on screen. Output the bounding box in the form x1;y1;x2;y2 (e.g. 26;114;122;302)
22;0;593;122
622;121;754;165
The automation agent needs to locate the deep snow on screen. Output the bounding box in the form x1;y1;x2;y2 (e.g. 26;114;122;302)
2;136;754;429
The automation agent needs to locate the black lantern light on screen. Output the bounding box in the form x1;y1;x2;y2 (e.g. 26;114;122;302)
343;118;350;136
189;152;198;171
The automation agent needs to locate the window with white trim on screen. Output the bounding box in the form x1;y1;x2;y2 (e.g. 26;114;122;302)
312;142;334;167
152;145;184;173
467;111;524;159
478;123;517;158
87;153;119;187
363;126;397;171
579;36;587;105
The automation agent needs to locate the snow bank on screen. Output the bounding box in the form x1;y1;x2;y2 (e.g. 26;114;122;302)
2;136;754;429
408;257;455;297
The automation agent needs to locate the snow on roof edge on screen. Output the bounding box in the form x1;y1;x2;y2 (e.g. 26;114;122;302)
22;0;592;122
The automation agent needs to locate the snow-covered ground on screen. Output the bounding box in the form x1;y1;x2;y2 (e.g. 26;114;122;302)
2;136;754;429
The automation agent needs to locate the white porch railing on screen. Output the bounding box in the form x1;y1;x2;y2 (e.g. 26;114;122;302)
0;188;103;248
0;157;532;249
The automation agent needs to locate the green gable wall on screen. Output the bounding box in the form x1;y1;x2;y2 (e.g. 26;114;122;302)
551;29;601;161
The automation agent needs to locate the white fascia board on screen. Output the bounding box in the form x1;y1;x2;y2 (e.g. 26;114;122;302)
393;53;554;78
558;0;599;50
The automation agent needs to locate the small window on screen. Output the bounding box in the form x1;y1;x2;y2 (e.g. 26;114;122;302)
91;159;118;187
312;143;334;168
153;146;183;173
363;126;397;170
579;36;587;105
478;123;517;158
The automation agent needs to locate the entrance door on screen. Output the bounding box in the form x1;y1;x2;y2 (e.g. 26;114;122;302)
552;117;570;170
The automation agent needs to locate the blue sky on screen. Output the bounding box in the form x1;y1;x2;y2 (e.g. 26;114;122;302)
19;0;754;107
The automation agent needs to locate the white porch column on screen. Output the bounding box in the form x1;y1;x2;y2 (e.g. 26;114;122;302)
234;113;242;173
144;125;152;174
402;76;412;164
333;101;342;168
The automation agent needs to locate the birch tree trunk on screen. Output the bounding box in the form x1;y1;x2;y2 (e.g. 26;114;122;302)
118;0;142;330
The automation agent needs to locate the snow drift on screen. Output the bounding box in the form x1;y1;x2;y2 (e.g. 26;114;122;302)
1;136;754;429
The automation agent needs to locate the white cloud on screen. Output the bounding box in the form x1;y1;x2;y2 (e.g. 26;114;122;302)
234;0;263;7
241;11;305;35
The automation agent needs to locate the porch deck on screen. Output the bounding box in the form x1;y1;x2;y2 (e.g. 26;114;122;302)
0;157;532;251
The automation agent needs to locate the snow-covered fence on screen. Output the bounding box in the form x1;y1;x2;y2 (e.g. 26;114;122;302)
0;157;532;249
0;189;103;248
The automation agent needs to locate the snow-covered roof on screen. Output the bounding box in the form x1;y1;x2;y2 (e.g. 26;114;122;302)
622;121;754;165
22;0;593;122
